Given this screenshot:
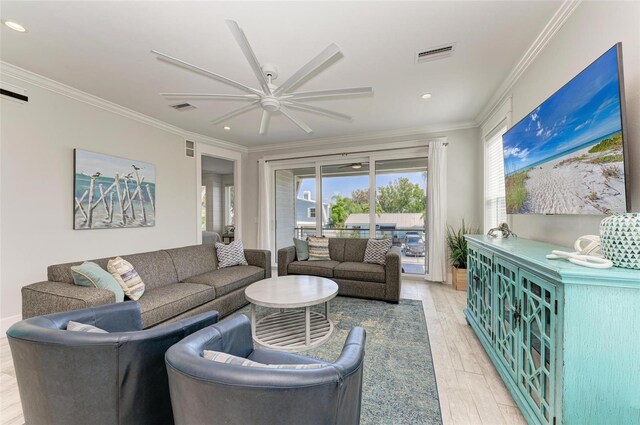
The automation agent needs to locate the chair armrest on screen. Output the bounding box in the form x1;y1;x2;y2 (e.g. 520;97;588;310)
278;246;296;276
332;327;366;378
244;249;272;278
22;281;115;319
385;247;402;302
201;314;254;358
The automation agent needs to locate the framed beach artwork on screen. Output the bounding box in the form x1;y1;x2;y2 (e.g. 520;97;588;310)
74;149;156;229
502;44;628;215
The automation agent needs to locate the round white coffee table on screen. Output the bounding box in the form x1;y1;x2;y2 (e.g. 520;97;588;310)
245;275;338;352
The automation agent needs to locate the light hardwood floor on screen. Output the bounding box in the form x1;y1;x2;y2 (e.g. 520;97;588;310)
0;280;525;425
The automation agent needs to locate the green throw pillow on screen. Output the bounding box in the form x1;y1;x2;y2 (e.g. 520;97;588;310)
71;261;124;302
293;238;309;261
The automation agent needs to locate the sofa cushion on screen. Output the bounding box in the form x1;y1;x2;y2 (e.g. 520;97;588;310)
308;237;330;261
363;239;393;265
48;257;111;284
334;262;386;283
184;265;264;297
165;244;217;282
215;241;248;268
294;238;309;261
328;238;346;262
121;251;179;290
287;260;340;278
107;257;145;301
344;239;369;263
137;283;215;328
66;320;108;333
70;262;125;302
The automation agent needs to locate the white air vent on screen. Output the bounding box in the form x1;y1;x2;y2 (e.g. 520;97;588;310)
185;140;195;158
415;43;456;64
171;103;196;111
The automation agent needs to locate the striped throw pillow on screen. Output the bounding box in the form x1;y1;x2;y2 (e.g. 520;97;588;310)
364;238;393;265
215;240;248;269
107;257;145;301
307;236;330;261
66;321;108;333
203;351;326;369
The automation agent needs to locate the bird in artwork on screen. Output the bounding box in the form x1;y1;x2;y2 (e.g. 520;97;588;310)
91;172;102;178
132;165;141;171
124;172;134;179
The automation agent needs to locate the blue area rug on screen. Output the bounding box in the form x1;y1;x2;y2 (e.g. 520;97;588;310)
234;297;442;425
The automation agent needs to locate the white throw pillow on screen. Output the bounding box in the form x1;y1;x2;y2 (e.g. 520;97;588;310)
363;238;393;265
107;257;145;301
215;240;248;269
203;350;326;369
66;321;108;333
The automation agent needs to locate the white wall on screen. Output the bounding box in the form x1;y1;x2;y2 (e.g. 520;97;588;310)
502;2;640;246
242;127;483;249
0;75;201;323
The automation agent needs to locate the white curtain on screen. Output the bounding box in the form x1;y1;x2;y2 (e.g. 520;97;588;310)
257;160;272;250
426;141;448;283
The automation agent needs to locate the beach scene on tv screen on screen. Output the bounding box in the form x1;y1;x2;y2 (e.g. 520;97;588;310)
503;46;626;215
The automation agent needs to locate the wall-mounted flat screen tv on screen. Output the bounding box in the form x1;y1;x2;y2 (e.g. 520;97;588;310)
503;43;629;215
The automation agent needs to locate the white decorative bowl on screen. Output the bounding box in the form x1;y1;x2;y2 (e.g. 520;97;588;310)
600;213;640;270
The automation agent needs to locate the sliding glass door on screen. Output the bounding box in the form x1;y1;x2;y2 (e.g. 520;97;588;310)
320;161;370;239
375;158;428;275
274;166;317;255
272;149;428;275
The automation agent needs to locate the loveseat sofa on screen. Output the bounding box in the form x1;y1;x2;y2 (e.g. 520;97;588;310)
22;244;270;328
278;238;401;303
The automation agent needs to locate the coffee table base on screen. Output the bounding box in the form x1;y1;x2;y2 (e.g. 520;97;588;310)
251;306;334;352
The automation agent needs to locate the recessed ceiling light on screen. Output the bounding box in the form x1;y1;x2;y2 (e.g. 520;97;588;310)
223;126;231;131
4;21;27;32
421;93;432;100
351;163;363;169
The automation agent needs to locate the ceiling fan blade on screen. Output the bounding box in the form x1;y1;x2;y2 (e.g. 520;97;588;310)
259;110;271;135
283;101;352;121
211;101;260;125
274;44;342;96
225;20;272;95
280;106;313;134
287;87;373;100
161;93;259;100
151;49;262;96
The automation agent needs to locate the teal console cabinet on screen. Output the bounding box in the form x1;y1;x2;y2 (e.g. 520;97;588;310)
464;236;640;425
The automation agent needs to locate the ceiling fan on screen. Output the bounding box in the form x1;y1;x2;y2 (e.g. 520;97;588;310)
152;20;373;135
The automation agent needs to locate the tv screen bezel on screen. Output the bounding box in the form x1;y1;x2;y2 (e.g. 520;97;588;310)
502;42;630;216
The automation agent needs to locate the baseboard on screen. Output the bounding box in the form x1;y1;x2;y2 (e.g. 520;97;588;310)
1;314;21;335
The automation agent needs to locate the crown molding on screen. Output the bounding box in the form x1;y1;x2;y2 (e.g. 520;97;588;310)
475;0;583;127
247;121;478;154
0;61;248;153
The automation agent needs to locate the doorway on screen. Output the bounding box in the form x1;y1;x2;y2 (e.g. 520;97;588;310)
196;143;242;245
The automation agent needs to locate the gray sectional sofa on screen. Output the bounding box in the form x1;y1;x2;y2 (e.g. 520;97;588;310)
278;237;401;303
22;244;271;328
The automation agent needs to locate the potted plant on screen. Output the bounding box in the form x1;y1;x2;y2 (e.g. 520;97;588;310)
447;220;479;291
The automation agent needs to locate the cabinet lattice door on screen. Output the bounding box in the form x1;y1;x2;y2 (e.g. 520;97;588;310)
494;258;519;381
518;271;556;425
476;249;494;340
466;247;480;320
467;247;493;341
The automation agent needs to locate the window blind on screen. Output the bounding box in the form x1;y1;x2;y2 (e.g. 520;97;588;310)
485;128;507;231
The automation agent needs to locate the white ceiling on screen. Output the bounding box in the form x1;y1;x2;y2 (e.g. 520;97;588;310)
1;1;561;147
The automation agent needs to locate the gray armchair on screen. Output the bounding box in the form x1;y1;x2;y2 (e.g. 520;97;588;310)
165;314;366;425
6;302;219;425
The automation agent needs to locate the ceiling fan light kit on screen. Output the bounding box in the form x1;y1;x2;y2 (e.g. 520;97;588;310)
152;20;373;135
